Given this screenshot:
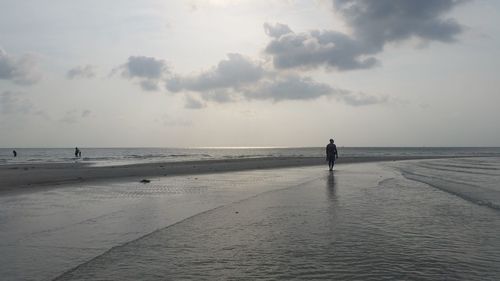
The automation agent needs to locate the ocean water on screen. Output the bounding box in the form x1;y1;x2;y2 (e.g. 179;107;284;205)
1;147;500;166
1;156;500;280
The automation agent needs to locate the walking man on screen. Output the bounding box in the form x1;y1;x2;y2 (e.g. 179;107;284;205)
326;139;338;171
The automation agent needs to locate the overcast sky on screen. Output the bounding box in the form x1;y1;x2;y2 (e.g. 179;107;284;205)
1;0;499;147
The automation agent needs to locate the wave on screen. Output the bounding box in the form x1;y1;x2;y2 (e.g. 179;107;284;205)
397;158;500;211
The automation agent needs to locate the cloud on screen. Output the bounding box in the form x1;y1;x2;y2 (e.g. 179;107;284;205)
81;109;91;117
140;79;160;91
340;91;389;106
0;91;33;114
121;56;167;79
334;0;465;44
67;65;96;79
243;74;387;106
244;75;334;101
166;53;264;92
264;22;293;38
117;56;169;91
0;48;41;85
264;25;378;70
160;114;193;127
60;109;92;123
0;91;51;123
162;53;386;107
184;95;205;109
264;0;466;70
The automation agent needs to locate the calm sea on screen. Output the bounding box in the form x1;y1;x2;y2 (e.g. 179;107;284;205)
1;147;500;166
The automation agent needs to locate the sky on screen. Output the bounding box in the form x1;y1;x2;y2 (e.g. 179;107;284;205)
1;0;499;148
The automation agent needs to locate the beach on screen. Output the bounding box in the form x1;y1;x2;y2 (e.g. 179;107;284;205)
3;0;499;279
1;156;500;280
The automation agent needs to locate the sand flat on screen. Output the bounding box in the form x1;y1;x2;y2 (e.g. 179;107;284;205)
3;158;499;280
54;161;500;281
0;165;323;280
0;156;462;191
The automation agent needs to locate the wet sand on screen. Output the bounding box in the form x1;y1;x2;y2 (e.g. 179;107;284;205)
0;156;461;191
53;161;500;280
2;159;497;280
0;166;326;280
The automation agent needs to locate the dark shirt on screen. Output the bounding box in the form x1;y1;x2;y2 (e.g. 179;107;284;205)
326;143;338;159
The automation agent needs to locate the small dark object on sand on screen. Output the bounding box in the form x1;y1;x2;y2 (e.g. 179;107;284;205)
140;179;151;183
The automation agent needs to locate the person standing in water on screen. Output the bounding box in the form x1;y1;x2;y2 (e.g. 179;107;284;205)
75;147;80;158
326;139;338;171
13;150;17;157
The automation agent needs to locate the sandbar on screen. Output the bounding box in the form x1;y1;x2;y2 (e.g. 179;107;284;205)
0;155;472;191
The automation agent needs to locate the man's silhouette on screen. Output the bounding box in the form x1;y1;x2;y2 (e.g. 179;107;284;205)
326;139;338;171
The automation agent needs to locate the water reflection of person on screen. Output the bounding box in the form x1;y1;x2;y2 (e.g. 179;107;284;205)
327;172;336;190
326;172;337;202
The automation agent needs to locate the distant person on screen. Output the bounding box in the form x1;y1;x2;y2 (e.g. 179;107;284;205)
326;139;338;171
78;150;82;158
13;150;17;157
75;147;80;158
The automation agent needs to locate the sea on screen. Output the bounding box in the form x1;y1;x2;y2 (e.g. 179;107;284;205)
1;147;500;166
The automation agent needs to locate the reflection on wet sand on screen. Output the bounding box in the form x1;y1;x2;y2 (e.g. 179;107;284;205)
326;171;337;200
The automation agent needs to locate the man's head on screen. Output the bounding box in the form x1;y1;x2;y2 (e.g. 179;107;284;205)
329;139;334;144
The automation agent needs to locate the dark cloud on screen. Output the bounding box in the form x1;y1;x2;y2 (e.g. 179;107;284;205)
118;56;169;91
264;0;466;70
264;25;378;70
166;53;263;92
67;65;96;79
335;0;465;44
0;49;41;85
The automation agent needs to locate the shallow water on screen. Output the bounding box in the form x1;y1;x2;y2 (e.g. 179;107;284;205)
2;158;500;280
397;157;500;210
0;168;320;280
58;159;500;280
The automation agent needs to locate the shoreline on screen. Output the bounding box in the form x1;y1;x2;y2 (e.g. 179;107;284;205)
0;155;481;191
